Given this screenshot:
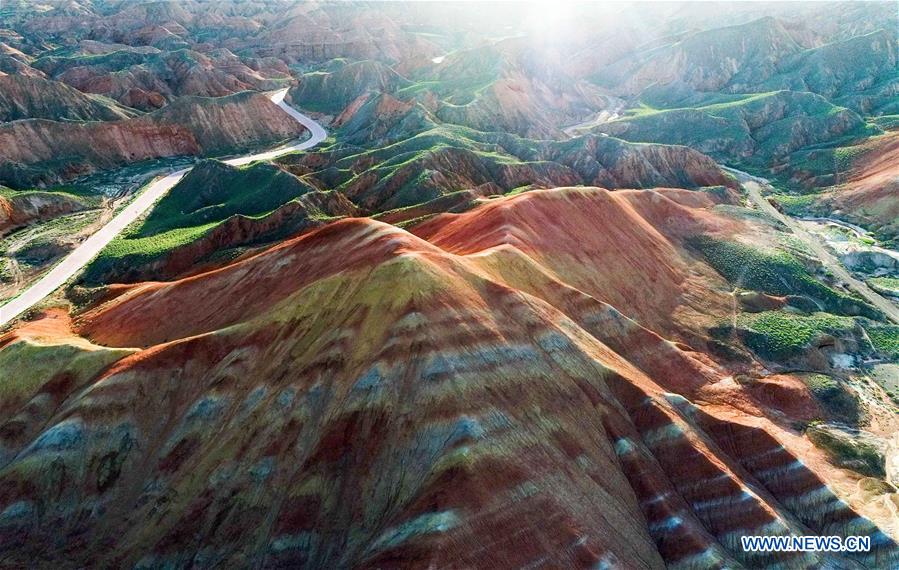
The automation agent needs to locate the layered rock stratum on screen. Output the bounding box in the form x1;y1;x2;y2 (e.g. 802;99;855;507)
1;189;896;568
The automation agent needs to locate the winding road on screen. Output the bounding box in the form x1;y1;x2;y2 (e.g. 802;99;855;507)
0;88;327;328
723;167;899;325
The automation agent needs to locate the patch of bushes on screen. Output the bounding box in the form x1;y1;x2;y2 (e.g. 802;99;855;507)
737;311;857;360
689;236;882;319
868;277;899;296
769;193;820;216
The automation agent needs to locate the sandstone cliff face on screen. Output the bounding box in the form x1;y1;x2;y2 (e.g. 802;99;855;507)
0;189;895;568
0;118;199;185
0;91;306;187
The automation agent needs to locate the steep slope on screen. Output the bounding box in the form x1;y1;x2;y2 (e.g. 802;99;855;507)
0;75;135;122
594;16;897;114
146;91;305;155
332;92;438;146
421;37;617;139
0;186;93;237
823;131;899;240
596;17;804;95
35;48;291;110
287;59;411;115
278;122;734;213
596;91;870;168
0;91;306;187
83;160;358;284
0;189;895;568
772;29;898;114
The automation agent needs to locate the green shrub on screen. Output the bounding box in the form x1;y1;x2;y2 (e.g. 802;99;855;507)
866;325;899;360
689;236;881;319
737;311;856;360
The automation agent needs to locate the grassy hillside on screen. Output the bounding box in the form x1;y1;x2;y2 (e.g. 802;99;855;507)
138;160;316;236
83;160;352;282
598;91;872;166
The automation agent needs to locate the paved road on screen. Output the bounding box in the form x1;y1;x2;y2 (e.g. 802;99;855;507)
0;88;327;327
724;167;899;325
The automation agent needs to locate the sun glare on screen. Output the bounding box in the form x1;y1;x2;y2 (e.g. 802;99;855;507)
524;0;573;39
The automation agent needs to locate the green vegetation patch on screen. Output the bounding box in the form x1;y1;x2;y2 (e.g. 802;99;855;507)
0;184;99;207
800;373;860;425
0;339;133;409
872;115;899;130
806;425;885;478
84;159;325;282
866;325;899;360
769;193;822;217
737;311;856;360
689;236;881;318
868;276;899;295
139;160;315;237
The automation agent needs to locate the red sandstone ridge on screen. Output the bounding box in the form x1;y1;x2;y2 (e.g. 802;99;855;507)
412;187;738;339
0;91;307;186
1;188;895;568
825;131;899;239
0;75;136;122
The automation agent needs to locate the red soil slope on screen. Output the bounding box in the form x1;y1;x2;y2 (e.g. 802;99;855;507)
0;188;895;568
827;131;899;238
413;187;738;339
